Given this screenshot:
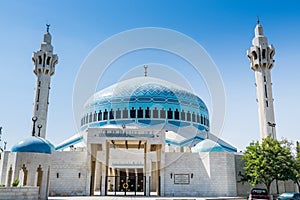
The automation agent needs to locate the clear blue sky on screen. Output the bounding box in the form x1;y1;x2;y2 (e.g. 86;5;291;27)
0;0;299;151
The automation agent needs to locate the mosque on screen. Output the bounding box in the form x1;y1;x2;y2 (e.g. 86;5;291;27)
0;23;296;199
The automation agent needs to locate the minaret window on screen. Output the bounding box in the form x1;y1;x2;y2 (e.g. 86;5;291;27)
36;104;39;111
262;49;266;59
38;81;41;87
137;107;143;118
38;56;42;64
265;85;268;98
46;57;51;65
37;89;40;102
160;108;166;118
153;107;158;118
252;51;257;60
43;53;46;67
266;101;269;107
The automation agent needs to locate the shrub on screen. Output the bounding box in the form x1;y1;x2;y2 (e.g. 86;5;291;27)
12;179;19;187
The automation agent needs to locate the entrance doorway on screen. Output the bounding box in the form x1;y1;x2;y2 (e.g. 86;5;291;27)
106;174;146;196
91;139;162;196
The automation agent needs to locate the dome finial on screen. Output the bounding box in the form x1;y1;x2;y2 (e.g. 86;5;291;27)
46;24;50;33
257;16;260;25
144;65;148;77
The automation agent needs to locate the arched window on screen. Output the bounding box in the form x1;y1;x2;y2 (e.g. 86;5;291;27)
130;107;136;118
138;107;143;118
46;57;51;65
192;112;196;122
167;108;173;119
181;110;185;121
160;108;166;118
103;109;108;120
123;108;128;118
252;51;257;60
89;112;92;123
187;111;191;121
201;115;203;124
109;109;114;120
145;107;151;118
93;112;97;122
174;109;179;120
197;114;200;123
98;110;102;121
85;114;88;124
153;107;158;118
38;56;42;64
116;108;121;119
262;49;266;59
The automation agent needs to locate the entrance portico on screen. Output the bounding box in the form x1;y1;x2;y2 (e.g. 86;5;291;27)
86;127;165;196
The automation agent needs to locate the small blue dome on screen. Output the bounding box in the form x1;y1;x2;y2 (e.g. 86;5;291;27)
191;139;225;153
11;136;54;154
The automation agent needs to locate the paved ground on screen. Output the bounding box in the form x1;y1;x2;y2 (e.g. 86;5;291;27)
49;197;246;200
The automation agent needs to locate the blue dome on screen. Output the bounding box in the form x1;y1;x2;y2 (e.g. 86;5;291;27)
191;139;225;153
11;136;54;154
81;77;209;131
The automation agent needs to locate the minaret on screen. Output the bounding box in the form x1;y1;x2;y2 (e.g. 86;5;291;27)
247;20;276;139
31;24;58;138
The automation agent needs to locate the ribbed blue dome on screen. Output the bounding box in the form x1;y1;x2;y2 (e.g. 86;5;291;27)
191;139;225;153
81;77;209;131
11;136;54;154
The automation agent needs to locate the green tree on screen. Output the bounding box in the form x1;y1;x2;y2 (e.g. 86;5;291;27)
242;135;295;193
293;141;300;191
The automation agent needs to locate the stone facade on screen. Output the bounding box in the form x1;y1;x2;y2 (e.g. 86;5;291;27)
0;186;39;200
49;151;88;196
164;152;237;197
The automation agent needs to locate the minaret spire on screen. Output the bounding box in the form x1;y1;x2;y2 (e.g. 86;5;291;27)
247;21;276;140
31;25;58;138
46;24;50;33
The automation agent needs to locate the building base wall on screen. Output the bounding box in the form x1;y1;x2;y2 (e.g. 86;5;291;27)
49;151;88;196
163;152;237;197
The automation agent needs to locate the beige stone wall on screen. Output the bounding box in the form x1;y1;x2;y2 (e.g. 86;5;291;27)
163;152;237;197
0;186;39;200
49;151;88;196
0;151;9;185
